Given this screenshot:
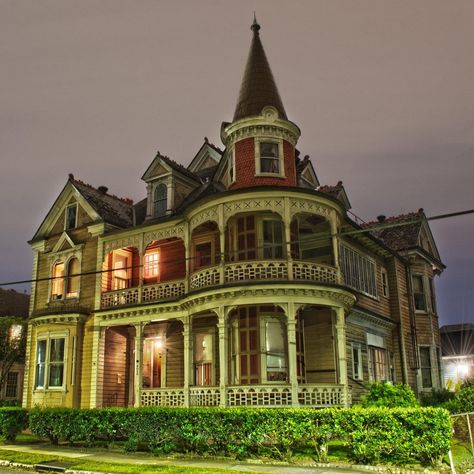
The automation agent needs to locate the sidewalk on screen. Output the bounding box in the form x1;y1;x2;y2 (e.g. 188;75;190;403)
0;442;382;474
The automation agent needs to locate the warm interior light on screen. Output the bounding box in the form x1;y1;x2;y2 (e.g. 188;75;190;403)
154;338;163;349
456;363;470;378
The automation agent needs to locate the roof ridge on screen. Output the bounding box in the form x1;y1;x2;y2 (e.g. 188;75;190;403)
68;174;134;205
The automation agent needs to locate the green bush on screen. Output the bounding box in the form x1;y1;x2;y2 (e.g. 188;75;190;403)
444;386;474;414
0;407;28;442
420;388;455;407
27;406;451;466
358;382;419;408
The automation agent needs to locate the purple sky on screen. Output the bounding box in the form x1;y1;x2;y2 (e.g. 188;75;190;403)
1;1;473;326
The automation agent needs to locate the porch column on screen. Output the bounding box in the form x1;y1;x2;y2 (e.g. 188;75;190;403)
335;307;350;407
330;215;341;282
218;204;225;285
184;222;190;292
182;317;191;407
287;302;299;407
89;324;105;408
133;323;144;407
217;308;227;407
284;197;293;280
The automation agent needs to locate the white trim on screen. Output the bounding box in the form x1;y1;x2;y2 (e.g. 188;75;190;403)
255;137;285;178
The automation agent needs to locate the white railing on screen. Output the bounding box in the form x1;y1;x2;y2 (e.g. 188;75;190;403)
292;261;340;284
141;388;185;406
142;280;185;302
226;385;292;406
100;288;139;308
190;386;221;406
298;384;346;407
190;265;221;290
225;260;288;282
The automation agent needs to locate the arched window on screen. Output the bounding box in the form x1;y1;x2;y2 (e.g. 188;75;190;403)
154;184;167;218
66;258;80;298
51;262;65;300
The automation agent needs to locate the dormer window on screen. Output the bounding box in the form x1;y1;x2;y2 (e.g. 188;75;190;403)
154;183;167;218
255;139;284;176
65;204;77;230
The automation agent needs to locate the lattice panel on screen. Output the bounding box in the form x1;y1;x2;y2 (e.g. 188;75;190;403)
104;236;141;253
227;386;292;406
144;226;185;247
141;389;185;407
298;385;344;407
225;261;288;282
289;199;332;218
100;288;139;308
190;267;221;289
223;199;284;221
292;262;338;284
190;387;221;406
142;280;186;302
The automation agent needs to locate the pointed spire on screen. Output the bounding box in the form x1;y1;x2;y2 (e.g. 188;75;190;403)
233;17;287;121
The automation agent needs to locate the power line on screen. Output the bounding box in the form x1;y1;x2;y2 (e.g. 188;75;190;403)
0;208;472;287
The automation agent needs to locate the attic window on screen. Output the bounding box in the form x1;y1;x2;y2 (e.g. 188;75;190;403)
65;204;77;230
154;184;167;218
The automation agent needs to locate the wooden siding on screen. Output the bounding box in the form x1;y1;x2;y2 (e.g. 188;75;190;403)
165;321;184;387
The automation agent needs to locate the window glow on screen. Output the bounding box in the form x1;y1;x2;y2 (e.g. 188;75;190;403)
144;250;160;278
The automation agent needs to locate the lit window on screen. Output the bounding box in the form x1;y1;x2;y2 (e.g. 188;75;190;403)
51;262;65;299
352;343;363;380
259;142;280;174
65;204;77;230
144;251;160;279
112;253;129;290
142;337;164;389
412;275;427;311
153;184;167;218
9;324;22;345
194;333;213;386
35;336;66;389
419;346;433;389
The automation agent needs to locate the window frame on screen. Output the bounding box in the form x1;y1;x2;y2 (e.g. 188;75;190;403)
34;332;68;391
412;274;427;312
4;371;19;399
153;183;168;218
260;218;285;260
259;314;288;383
352;342;363;381
50;256;81;301
419;345;433;389
381;268;389;298
193;330;215;386
65;203;78;231
255;138;285;178
143;249;160;280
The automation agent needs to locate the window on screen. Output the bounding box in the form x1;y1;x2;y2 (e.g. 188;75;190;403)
429;278;437;313
112;252;129;290
340;244;377;298
262;220;284;259
65;204;77;230
368;346;388;381
51;258;80;300
236;216;256;261
412;275;427;311
264;317;288;382
381;269;389;297
153;184;167;218
419;346;433;389
144;250;160;279
259;142;280;174
5;372;18;398
352;343;363;380
142;337;164;388
35;336;66;389
194;332;214;386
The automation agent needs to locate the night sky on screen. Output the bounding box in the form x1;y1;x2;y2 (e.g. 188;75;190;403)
1;1;472;326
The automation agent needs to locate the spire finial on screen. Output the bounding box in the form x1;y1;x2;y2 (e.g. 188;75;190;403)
251;12;260;33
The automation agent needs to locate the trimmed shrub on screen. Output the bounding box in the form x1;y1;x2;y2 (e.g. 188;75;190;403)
27;406;451;465
0;407;28;442
358;382;419;408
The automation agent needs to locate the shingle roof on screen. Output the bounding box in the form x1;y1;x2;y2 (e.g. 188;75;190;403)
158;154;200;182
318;182;344;200
70;176;134;228
363;210;424;251
233;18;287;121
0;288;29;318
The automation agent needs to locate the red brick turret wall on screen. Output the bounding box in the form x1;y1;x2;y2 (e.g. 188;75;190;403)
230;137;296;189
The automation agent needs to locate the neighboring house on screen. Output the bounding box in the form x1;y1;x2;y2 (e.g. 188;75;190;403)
23;19;445;409
0;288;29;402
440;324;474;387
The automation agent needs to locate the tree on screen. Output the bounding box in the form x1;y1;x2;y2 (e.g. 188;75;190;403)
0;317;27;397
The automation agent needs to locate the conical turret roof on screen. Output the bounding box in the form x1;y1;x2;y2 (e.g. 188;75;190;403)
233;17;287;121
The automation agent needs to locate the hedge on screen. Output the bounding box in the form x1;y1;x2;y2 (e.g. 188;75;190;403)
19;406;451;465
0;407;28;442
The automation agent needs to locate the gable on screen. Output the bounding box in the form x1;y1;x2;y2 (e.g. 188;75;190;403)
51;232;76;253
188;142;222;174
418;220;442;262
300;162;320;188
141;157;173;182
31;181;101;242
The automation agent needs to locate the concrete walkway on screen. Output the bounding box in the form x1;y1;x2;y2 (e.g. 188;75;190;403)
0;442;365;473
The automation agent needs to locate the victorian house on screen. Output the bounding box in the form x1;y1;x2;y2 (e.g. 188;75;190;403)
23;20;445;409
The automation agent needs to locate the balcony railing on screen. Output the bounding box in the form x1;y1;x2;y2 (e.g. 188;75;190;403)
139;384;347;408
101;260;341;308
